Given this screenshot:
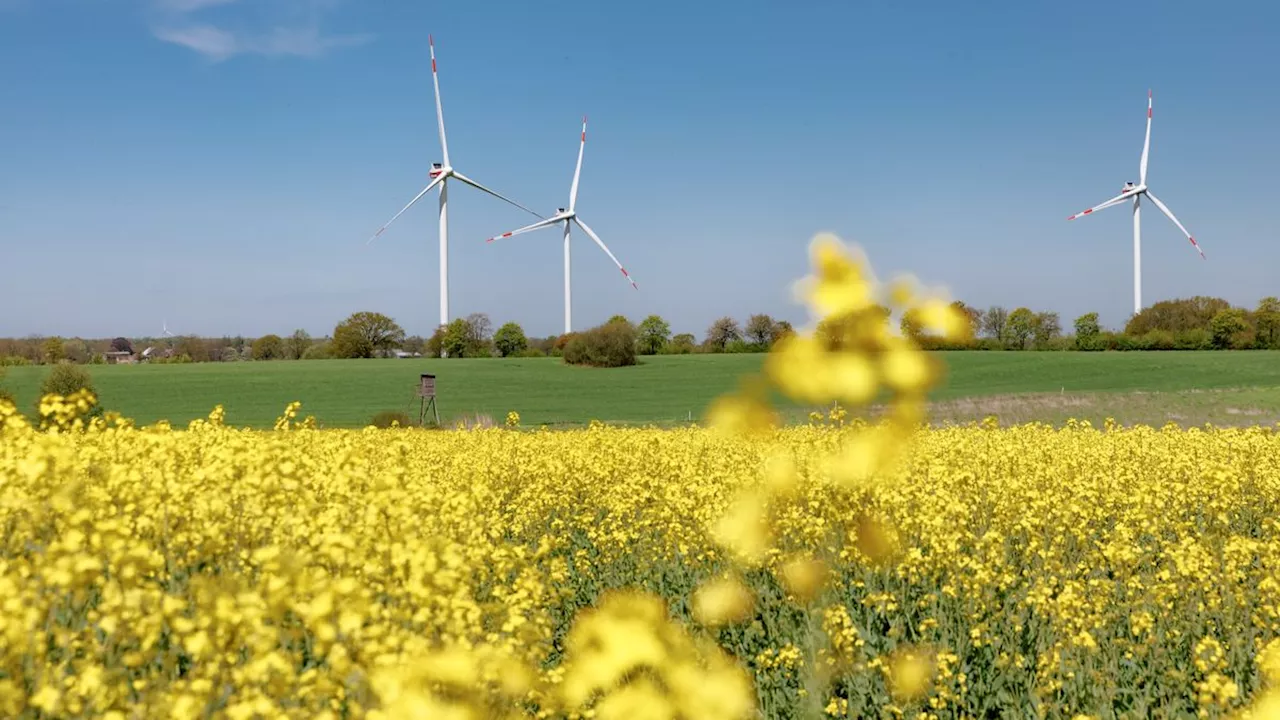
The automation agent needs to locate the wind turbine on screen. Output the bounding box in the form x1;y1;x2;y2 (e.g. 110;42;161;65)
484;116;637;334
1067;89;1205;316
365;35;542;337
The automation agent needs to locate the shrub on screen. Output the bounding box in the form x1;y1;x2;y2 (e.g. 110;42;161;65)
42;363;96;398
661;333;697;355
975;338;1005;351
1141;330;1176;351
0;368;11;405
302;342;332;360
38;363;103;418
515;348;547;358
563;322;638;368
370;410;413;429
1041;336;1074;352
1108;332;1139;351
0;356;32;367
551;333;577;357
1175;328;1212;350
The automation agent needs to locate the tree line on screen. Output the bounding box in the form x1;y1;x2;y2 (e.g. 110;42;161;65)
921;296;1280;351
3;294;1278;367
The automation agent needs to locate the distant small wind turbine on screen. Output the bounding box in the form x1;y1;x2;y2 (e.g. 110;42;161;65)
483;116;637;334
365;35;542;333
1067;90;1205;316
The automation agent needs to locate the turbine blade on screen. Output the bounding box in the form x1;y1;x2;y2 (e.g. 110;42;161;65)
429;35;449;167
486;217;562;243
1146;191;1205;259
1140;89;1152;185
1067;189;1139;221
366;175;443;245
572;216;637;289
569;115;586;211
451;171;543;219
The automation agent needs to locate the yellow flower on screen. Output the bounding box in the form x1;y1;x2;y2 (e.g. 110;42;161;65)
779;553;829;603
887;646;934;702
794;232;876;318
692;574;755;626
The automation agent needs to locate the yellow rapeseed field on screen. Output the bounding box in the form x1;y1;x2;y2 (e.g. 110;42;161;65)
4;234;1280;719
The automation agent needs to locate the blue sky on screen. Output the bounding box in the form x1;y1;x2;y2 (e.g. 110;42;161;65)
2;0;1278;339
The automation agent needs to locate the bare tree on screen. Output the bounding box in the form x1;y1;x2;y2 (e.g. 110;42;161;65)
705;317;742;351
981;306;1009;343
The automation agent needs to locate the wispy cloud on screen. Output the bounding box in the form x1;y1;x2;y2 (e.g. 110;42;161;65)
150;0;370;61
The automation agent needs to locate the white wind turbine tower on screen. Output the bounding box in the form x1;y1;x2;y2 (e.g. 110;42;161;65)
484;116;637;334
365;35;542;336
1067;90;1205;316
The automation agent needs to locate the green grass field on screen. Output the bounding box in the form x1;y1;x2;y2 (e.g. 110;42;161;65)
3;351;1280;429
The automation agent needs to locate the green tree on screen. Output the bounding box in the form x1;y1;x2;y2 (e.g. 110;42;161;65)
1006;307;1035;349
286;329;312;360
744;314;778;348
42;337;65;364
1125;296;1231;336
1210;308;1251;349
1255;297;1280;349
1074;312;1102;350
425;325;447;358
637;315;671;355
607;314;631;326
251;334;285;360
331;311;406;359
175;336;215;363
705;317;742;352
440;316;495;359
493;322;529;357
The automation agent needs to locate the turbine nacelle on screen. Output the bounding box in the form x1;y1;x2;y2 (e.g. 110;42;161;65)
1120;182;1147;196
429;163;449;179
